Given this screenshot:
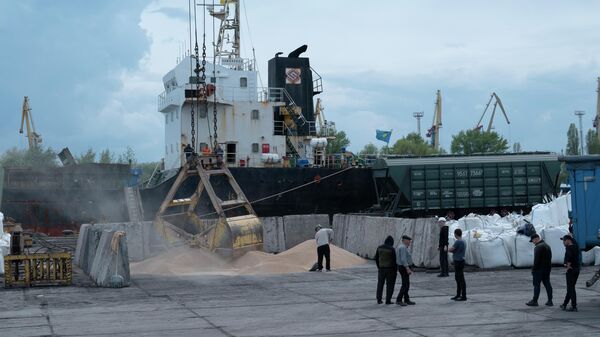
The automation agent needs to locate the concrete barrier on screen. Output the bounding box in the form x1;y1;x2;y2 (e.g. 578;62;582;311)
332;214;441;268
75;222;165;263
283;214;329;250
88;230;130;287
262;217;285;253
74;223;91;266
75;227;131;287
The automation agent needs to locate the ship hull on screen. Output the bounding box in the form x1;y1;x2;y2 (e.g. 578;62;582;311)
1;165;377;234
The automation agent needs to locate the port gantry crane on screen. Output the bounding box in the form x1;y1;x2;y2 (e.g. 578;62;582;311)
594;77;600;142
19;96;42;149
474;92;510;132
426;90;442;151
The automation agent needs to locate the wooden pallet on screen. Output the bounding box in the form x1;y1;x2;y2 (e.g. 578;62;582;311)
4;252;72;288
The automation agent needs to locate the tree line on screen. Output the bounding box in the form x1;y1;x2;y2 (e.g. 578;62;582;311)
358;129;512;156
358;124;600;157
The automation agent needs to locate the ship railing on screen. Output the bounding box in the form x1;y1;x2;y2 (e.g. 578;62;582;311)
223;153;283;168
311;67;323;94
258;87;286;103
157;88;185;111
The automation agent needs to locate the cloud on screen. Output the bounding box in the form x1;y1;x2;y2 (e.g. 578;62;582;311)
2;0;600;162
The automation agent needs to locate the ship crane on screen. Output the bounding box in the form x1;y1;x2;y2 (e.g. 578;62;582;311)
314;98;335;138
19;96;42;149
474;92;510;132
426;90;442;151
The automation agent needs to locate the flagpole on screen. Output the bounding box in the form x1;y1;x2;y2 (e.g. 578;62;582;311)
386;129;392;156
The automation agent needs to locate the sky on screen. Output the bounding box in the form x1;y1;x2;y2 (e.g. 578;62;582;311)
1;0;600;162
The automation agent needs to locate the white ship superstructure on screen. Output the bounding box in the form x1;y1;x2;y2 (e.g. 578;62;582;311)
157;0;329;171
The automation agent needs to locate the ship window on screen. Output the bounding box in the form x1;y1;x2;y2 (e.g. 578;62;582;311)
199;104;207;118
176;142;179;153
251;109;259;120
252;143;259;153
210;77;216;83
176;110;179;120
240;77;248;88
170;112;174;122
170;144;173;153
165;114;168;124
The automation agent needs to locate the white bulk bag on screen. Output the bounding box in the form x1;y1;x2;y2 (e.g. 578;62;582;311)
473;236;511;269
541;226;569;265
512;235;534;268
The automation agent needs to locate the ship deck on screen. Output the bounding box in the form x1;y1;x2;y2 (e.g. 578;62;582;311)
1;264;600;336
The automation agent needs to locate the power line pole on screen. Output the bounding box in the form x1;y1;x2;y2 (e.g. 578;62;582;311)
413;111;424;137
575;110;585;155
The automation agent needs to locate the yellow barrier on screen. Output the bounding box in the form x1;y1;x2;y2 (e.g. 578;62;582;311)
4;252;72;288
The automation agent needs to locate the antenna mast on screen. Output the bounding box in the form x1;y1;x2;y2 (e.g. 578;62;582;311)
209;0;241;67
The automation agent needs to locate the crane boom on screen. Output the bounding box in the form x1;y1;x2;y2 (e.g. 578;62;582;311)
475;92;510;132
19;96;42;149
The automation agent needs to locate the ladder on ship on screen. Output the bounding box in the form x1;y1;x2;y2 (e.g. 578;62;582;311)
124;186;144;222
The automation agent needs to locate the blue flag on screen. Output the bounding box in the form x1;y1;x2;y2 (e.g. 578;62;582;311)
376;129;392;143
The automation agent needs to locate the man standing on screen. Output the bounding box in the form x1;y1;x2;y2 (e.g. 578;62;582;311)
560;235;580;311
449;229;467;301
374;236;397;304
438;217;449;277
314;225;333;272
396;235;415;306
526;233;553;306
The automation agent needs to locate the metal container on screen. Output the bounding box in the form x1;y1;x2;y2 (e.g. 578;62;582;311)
374;153;561;216
562;155;600;249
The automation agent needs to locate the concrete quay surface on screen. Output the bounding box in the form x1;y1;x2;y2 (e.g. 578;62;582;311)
1;264;600;337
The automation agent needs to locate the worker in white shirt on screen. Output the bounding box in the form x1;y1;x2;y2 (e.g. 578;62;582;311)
315;225;333;271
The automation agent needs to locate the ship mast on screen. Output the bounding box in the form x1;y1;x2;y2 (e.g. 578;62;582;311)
209;0;242;68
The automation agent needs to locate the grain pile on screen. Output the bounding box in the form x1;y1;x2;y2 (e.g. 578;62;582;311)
130;240;366;276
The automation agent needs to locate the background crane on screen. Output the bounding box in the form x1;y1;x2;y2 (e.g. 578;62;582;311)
19;96;42;149
314;98;335;138
426;90;442;150
474;92;510;132
595;77;600;142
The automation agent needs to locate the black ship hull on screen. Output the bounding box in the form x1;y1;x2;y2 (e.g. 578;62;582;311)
1;165;377;234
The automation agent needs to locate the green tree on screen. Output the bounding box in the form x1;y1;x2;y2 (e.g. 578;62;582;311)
117;146;137;164
327;130;350;154
450;129;509;155
99;149;114;163
359;143;379;156
0;147;58;167
389;133;437;155
566;123;580;155
586;129;600;154
78;147;96;163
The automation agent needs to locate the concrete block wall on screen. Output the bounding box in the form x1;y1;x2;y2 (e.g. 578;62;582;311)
76;222;164;262
332;214;440;268
75;227;131;287
261;214;330;253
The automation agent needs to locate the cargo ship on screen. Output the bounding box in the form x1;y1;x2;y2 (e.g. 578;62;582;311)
0;1;378;234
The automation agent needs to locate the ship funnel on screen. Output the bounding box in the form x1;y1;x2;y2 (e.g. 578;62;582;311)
288;45;308;58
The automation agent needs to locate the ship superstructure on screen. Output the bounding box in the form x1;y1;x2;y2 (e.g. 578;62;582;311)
158;0;327;171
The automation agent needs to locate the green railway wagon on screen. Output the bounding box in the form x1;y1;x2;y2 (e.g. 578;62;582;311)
373;153;562;217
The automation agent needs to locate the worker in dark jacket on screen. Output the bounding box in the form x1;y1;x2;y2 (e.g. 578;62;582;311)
438;217;449;277
526;234;553;306
374;236;397;304
560;235;580;311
